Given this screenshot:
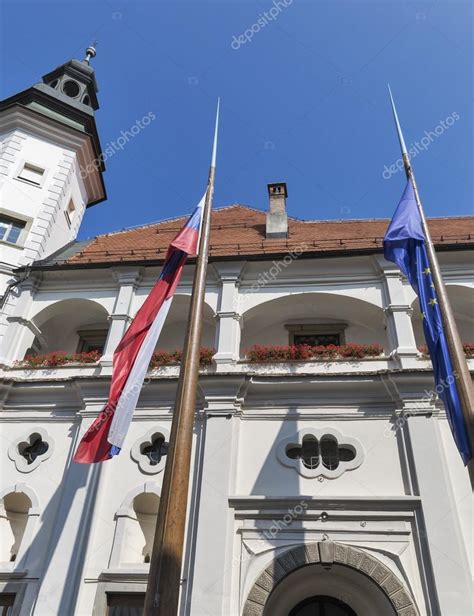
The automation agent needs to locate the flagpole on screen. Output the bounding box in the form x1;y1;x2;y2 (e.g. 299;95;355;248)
143;100;220;615
388;86;474;481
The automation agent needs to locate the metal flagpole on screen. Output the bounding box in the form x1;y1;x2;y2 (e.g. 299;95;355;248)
388;86;474;482
143;99;220;615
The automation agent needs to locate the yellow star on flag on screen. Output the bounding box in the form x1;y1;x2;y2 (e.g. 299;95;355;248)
423;267;431;275
428;298;438;306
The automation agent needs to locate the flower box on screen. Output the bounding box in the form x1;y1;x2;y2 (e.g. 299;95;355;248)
244;343;384;363
15;347;216;369
418;342;474;359
16;351;101;368
149;347;215;368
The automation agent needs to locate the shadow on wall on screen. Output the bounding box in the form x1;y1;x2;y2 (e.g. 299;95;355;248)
28;298;110;356
1;427;102;615
158;294;216;351
411;284;474;347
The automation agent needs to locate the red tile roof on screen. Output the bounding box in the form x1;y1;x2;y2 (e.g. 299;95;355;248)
65;205;474;266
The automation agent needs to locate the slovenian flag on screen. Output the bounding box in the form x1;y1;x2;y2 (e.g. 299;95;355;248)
73;195;205;463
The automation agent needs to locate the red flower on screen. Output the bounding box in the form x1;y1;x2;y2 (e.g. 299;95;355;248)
149;348;215;368
17;350;101;368
244;343;383;363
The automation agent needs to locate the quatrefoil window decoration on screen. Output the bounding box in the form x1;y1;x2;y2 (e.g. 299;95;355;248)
19;435;49;465
141;434;168;466
131;427;170;475
8;428;54;473
277;429;363;479
286;434;356;471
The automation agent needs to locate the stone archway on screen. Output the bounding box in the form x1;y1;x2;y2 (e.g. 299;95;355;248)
243;541;420;616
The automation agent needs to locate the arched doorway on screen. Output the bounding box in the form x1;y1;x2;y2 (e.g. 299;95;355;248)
243;542;420;616
289;595;357;616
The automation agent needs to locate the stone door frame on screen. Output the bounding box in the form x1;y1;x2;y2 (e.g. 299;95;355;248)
243;541;420;616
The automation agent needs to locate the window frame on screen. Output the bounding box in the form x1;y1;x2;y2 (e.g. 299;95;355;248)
131;427;170;475
65;199;76;227
0;579;28;615
277;428;364;479
76;328;108;354
0;216;25;245
0;210;30;248
106;592;145;612
8;427;54;473
92;579;149;616
14;160;48;188
285;323;348;347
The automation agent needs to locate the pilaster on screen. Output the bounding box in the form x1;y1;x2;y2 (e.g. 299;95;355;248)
213;262;245;371
186;380;243;615
375;256;419;368
100;267;142;365
0;273;42;365
402;398;471;616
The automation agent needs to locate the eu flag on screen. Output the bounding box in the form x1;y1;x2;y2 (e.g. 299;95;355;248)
384;179;471;464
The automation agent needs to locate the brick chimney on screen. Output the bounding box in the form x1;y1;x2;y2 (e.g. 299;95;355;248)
266;182;288;239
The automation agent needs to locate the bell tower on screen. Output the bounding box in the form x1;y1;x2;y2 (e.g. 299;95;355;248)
0;44;106;324
40;44;100;111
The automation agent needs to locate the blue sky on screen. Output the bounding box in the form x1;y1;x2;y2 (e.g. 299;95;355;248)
2;0;472;239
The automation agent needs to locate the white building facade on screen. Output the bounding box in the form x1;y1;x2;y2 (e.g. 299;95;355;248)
0;54;472;616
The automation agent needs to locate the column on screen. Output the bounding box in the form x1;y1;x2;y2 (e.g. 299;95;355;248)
0;274;41;366
100;267;142;365
377;259;419;368
403;405;471;615
213;262;244;372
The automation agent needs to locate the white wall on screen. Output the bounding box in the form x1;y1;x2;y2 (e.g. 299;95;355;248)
0;129;88;273
0;250;472;615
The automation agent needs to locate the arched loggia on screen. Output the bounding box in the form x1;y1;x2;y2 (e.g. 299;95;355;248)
240;293;388;357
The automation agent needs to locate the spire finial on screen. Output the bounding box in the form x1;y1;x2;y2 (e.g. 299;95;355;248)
210;97;220;168
84;42;97;64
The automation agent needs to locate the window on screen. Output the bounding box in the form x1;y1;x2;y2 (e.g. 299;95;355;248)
62;79;81;98
286;435;355;471
8;428;54;473
106;593;145;616
287;435;319;469
131;428;170;474
65;200;76;227
0;594;15;616
141;434;168;466
77;329;108;354
278;429;363;479
17;163;44;186
286;324;347;347
18;434;49;465
0;216;25;245
293;332;341;346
